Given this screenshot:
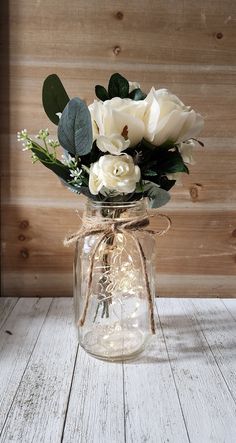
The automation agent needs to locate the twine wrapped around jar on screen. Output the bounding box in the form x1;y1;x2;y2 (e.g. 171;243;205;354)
64;213;171;334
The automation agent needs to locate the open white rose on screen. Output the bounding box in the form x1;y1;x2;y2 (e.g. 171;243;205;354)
89;154;140;195
144;88;204;146
96;134;130;155
89;97;147;148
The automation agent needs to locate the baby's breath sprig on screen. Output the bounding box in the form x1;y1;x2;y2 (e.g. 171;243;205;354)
17;128;89;191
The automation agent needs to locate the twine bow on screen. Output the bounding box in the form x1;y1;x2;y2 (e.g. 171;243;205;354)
65;213;171;334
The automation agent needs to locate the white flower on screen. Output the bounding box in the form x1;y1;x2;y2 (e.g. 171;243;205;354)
179;140;196;165
17;129;28;141
144;88;204;146
96;134;130;155
61;153;78;168
89;97;147;148
128;81;140;93
89;154;140;195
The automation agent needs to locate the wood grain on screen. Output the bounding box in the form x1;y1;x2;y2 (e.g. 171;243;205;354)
156;298;236;442
1;203;235;296
8;0;236;66
1;298;236;442
0;298;18;329
62;348;124;443
123;310;189;442
0;298;52;433
0;298;78;443
191;298;236;402
1;0;236;296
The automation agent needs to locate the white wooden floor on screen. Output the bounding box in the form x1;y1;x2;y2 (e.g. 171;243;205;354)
0;298;236;443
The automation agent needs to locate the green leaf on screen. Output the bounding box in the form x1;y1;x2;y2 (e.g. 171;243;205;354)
108;73;129;99
95;85;109;101
159;150;189;174
42;74;70;125
58;97;93;156
159;176;176;191
31;143;70;182
129;88;147;100
137;181;171;208
144;169;158;176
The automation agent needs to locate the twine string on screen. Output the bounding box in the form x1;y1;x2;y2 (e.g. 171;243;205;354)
65;213;171;334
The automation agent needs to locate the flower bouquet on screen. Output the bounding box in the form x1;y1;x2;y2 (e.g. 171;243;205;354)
18;73;204;360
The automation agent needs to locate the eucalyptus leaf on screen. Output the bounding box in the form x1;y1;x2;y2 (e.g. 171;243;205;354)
108;73;129;99
95;85;109;101
58;97;93;156
42;74;70;125
140;181;171;208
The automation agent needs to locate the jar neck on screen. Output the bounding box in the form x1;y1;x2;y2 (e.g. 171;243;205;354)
85;198;148;220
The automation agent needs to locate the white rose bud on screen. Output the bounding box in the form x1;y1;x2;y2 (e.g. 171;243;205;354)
89;154;141;195
144;88;204;146
96;133;130;155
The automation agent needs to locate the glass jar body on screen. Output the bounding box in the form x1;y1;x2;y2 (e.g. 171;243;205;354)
74;199;156;361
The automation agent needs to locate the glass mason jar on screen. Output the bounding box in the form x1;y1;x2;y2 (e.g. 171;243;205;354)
74;199;156;361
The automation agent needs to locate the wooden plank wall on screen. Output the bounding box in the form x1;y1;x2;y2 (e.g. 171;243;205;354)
1;0;236;297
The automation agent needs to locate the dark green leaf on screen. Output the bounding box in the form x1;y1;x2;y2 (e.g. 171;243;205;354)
31;143;70;182
159;176;176;191
152;150;189;175
129;88;147;100
144;170;158;176
108;73;129;99
42;74;70;125
58;97;93;156
95;85;109;101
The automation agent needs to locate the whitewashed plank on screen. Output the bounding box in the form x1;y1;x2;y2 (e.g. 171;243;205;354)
123;312;189;443
191;299;236;403
222;299;236;322
157;298;236;443
0;298;18;330
0;297;52;434
0;298;78;443
62;347;124;443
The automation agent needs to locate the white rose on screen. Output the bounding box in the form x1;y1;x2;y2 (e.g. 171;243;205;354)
144;88;204;146
89;97;147;148
89;154;140;195
96;133;130;155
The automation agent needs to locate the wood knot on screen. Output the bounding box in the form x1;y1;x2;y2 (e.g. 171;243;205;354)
216;32;223;39
20;248;29;259
115;11;124;20
19;220;29;229
189;183;203;202
18;234;26;241
113;45;121;56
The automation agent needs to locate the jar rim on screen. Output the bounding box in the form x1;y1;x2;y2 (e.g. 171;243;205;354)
86;198;147;210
